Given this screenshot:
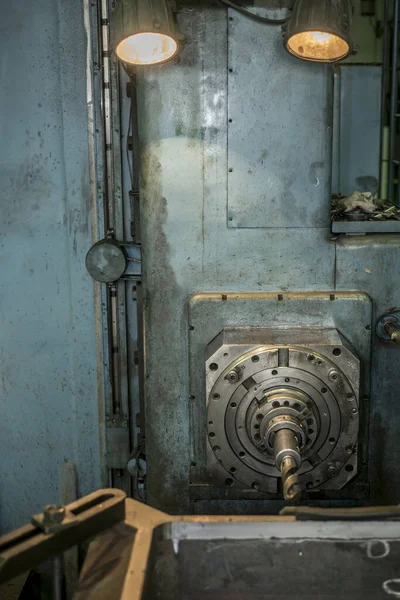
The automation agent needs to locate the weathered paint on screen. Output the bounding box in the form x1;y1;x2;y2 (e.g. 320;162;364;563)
138;6;333;513
332;66;381;196
336;236;400;503
0;0;101;531
136;5;398;514
228;13;332;228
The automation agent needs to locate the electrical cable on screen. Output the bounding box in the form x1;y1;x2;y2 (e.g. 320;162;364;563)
219;0;288;25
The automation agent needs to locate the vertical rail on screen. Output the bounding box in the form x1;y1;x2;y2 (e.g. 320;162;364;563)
84;0;110;485
332;66;342;195
129;75;142;244
389;0;399;202
101;0;116;231
89;0;132;488
129;76;145;452
380;0;390;198
52;555;63;600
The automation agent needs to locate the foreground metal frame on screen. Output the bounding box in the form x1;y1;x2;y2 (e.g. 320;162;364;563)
3;490;400;598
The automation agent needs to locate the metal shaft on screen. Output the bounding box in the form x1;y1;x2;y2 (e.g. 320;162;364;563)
273;429;302;501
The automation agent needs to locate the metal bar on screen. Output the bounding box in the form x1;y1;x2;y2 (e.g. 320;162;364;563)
136;281;146;453
389;0;399;202
84;0;110;486
92;3;131;483
333;67;342;195
100;0;115;231
379;0;390;191
108;284;121;417
332;219;400;233
129;78;145;456
0;489;126;584
129;75;142;244
281;505;400;520
53;555;63;600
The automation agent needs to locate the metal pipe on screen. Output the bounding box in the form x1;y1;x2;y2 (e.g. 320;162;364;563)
52;555;63;600
100;0;116;231
128;72;146;460
129;74;141;243
389;0;399;203
380;0;390;197
109;284;121;417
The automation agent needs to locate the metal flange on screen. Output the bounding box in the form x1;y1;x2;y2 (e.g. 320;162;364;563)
206;345;359;495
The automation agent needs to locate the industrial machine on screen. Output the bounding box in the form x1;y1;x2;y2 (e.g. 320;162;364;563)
186;292;371;507
205;330;359;500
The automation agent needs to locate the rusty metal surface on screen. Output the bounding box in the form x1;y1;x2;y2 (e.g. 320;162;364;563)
0;489;126;584
74;521;136;600
4;492;400;598
77;497;400;600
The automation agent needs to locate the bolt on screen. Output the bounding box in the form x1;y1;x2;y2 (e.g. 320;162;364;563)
327;466;337;479
226;370;239;384
329;370;339;382
43;504;65;524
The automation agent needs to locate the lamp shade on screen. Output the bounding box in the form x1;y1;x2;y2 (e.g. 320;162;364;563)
113;0;180;66
283;0;353;63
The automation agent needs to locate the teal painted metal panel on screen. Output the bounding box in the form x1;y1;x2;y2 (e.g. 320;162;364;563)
137;6;335;513
0;0;101;531
227;11;333;228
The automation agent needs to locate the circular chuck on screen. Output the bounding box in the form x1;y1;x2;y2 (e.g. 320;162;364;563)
206;345;359;497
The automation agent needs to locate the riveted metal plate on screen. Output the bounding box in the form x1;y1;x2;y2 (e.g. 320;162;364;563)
227;11;332;228
188;292;372;499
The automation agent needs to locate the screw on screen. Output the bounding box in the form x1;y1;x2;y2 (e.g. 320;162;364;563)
327;466;337;479
329;370;339;382
43;504;65;524
226;370;239;384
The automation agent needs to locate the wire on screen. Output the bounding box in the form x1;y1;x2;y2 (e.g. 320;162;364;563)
219;0;288;25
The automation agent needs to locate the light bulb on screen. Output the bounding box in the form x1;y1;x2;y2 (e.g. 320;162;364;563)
283;0;353;63
116;32;178;66
287;30;349;62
